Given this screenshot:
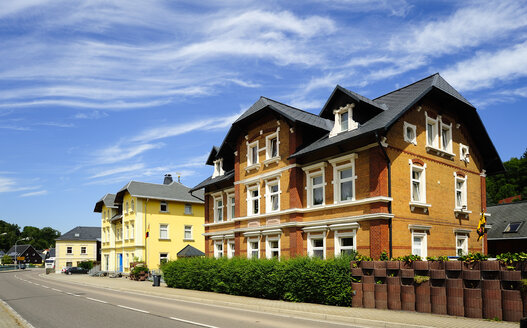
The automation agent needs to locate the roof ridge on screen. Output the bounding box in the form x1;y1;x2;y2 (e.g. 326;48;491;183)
373;72;439;101
260;96;329;120
489;200;527;207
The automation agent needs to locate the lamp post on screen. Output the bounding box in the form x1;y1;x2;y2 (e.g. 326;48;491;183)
0;233;6;265
15;237;30;269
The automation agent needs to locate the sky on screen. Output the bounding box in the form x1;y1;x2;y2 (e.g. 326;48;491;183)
0;0;526;234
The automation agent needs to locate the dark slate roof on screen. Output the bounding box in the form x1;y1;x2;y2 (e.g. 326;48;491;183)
291;73;504;173
7;244;32;257
56;226;100;241
234;97;333;131
177;244;205;257
487;202;527;240
114;180;204;204
206;146;220;166
319;85;387;119
189;170;234;193
94;193;117;213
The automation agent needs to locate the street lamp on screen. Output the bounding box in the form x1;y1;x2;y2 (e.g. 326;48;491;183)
15;237;30;269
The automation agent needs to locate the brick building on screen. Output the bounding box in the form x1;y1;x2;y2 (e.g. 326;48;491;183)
190;73;504;260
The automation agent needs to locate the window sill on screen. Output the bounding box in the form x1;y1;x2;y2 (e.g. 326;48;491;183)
425;146;455;159
454;208;471;218
263;157;281;167
184;213;193;216
159;211;170;214
159;238;171;241
409;202;431;213
183;239;194;242
245;163;261;172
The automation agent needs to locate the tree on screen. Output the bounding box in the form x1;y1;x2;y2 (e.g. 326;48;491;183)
0;220;61;252
2;254;13;264
487;148;527;205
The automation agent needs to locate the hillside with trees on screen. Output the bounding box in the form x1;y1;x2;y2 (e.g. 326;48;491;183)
0;220;60;252
487;149;527;205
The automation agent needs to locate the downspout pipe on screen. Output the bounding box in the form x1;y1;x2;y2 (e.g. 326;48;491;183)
375;132;393;258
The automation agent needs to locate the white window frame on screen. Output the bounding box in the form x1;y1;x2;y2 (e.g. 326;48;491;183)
303;163;326;208
160;200;168;212
265;235;281;259
307;232;326;259
159;224;169;240
130;223;134;239
440;120;453;153
265;130;280;160
403;121;417;145
411;231;427;258
329;103;357;137
247;237;260;259
456;234;468;257
227;193;235;220
67;246;73;254
460;143;470;163
214;241;224;259
125;224;129;240
125;201;129;214
212;158;224;178
227;239;235;259
213;195;224;223
80;246;87;254
454;174;468;210
425;112;439;149
329;154;357;204
159;253;168;264
184;225;193;240
131;200;134;212
265;179;280;213
247;141;259;166
246;184;260;216
184;203;193;215
334;230;357;257
409;160;429;211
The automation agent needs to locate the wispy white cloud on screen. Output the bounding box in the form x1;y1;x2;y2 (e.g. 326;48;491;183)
20;190;48;197
442;41;527;91
0;176;40;193
89;163;146;179
93;143;164;166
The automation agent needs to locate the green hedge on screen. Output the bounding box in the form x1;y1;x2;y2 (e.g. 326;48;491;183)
161;256;352;306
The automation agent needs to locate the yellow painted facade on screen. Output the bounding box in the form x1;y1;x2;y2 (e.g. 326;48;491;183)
55;240;98;273
100;189;205;272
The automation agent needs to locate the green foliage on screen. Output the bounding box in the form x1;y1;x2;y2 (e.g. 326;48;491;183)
426;256;449;262
379;251;389;261
355;253;372;262
1;254;13;264
413;275;430;284
393;254;421;263
0;220;61;252
78;261;93;270
162;256;353;306
457;252;488;262
496;252;527;266
131;265;148;275
486;149;527;204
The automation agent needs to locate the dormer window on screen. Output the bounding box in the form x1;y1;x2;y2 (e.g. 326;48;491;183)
212;158;224;178
329;103;358;137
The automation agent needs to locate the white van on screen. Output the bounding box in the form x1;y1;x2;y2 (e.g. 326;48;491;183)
45;258;55;269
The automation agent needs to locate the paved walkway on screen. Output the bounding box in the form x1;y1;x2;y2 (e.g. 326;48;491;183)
39;271;518;328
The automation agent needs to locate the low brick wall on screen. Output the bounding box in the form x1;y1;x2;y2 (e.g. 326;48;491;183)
351;260;526;322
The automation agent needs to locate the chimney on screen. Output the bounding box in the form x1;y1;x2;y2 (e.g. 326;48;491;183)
163;174;173;185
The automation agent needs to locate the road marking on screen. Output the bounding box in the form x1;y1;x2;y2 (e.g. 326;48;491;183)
34;283;40;286
42;286;49;289
51;288;62;292
169;317;219;328
117;305;149;314
86;297;108;304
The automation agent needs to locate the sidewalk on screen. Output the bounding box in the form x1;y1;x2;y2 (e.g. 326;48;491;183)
0;270;31;328
43;273;518;328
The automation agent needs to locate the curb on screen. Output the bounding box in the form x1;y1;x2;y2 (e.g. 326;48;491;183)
0;299;34;328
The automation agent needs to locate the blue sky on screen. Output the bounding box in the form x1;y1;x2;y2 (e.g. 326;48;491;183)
1;0;526;234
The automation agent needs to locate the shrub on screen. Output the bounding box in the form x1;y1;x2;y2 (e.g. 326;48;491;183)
2;254;13;264
162;256;352;306
78;261;93;270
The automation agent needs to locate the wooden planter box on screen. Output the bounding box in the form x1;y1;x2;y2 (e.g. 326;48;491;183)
387;277;401;310
482;280;502;320
374;268;386;277
401;285;415;311
463;261;480;271
373;261;386;269
415;281;431;313
351;267;363;277
429;261;444;270
351;282;363;308
480;260;500;272
374;284;388;309
362;281;375;308
502;290;523;322
446;278;464;317
400;269;414;279
430;285;447;315
430;269;446;280
501;270;521;281
361;261;374;269
445;261;462;271
462;270;481;281
401;261;413;269
463;288;482;318
386;261;400;270
413;261;429;271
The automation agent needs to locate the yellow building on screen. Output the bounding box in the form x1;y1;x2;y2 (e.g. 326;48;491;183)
54;226;100;273
94;174;205;272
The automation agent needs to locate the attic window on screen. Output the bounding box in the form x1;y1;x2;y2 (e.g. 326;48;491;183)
460;144;470;163
74;233;80;237
329;103;357;137
212;158;224;178
504;222;523;233
403;122;417;145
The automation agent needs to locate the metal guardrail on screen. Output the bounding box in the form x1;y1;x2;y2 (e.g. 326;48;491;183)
0;265;16;271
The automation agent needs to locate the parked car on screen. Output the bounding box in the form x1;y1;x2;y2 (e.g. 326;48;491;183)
63;267;88;275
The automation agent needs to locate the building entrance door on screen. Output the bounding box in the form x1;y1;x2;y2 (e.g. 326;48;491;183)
119;254;123;272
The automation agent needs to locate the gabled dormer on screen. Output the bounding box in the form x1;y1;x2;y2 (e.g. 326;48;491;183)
329;103;359;137
212;158;224;178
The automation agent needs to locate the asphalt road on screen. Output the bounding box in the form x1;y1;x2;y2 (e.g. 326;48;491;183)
0;269;363;328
